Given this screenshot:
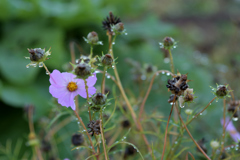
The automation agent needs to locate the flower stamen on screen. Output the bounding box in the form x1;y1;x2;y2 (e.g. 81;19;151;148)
67;82;78;92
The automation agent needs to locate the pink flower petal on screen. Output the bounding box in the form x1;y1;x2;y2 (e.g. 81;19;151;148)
86;74;97;87
88;87;97;97
49;70;66;86
221;117;240;142
77;86;96;98
62;72;76;82
49;85;67;98
58;91;77;110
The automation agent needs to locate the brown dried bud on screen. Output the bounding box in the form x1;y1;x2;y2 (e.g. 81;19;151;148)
121;120;131;128
71;133;84;146
87;120;102;136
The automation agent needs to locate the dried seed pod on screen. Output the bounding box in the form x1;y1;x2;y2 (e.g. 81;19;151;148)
166;74;189;96
71;133;84;146
87;120;101;136
102;11;121;32
121;120;131;129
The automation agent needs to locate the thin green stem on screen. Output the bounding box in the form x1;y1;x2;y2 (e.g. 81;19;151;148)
74;110;96;154
219;99;226;159
168;49;174;74
212;149;217;160
108;34;137;123
175;106;211;160
84;79;92;121
108;34;154;157
100;109;109;160
90;45;93;59
186;97;217;125
161;96;175;160
138;70;173;121
101;67;107;94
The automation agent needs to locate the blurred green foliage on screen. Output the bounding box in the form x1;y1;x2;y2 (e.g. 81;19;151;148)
0;0;240;159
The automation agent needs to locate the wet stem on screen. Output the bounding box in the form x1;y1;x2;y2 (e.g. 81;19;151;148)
186;96;217;125
219;99;226;159
168;49;174;74
84;79;92;121
100;109;109;160
175;106;211;160
101;67;107;94
74;110;97;156
90;45;93;60
108;34;154;157
161;102;175;160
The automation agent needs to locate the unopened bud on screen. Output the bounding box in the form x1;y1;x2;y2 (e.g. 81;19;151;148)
121;120;131;128
101;54;113;66
74;63;91;79
163;37;174;48
92;93;107;105
216;85;228;98
210;140;220;149
185;109;193;115
71;133;84;146
28;48;45;62
87;31;99;44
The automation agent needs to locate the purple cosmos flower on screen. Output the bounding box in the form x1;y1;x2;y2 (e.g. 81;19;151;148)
49;70;97;110
221;117;240;142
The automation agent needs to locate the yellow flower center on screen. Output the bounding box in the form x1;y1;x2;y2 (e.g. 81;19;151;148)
67;82;78;92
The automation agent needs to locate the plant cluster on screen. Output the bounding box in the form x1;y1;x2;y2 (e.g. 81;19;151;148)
2;12;239;160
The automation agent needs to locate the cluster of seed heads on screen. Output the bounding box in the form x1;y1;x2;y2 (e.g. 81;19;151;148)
166;74;189;96
87;120;102;136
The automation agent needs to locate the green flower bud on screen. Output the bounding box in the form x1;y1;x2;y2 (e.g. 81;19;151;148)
210;140;220;149
216;85;228;97
25;48;51;68
159;37;177;50
92;93;107;105
101;54;113;67
28;48;45;62
163;37;174;48
87;31;99;44
185;109;193;115
74;63;91;79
